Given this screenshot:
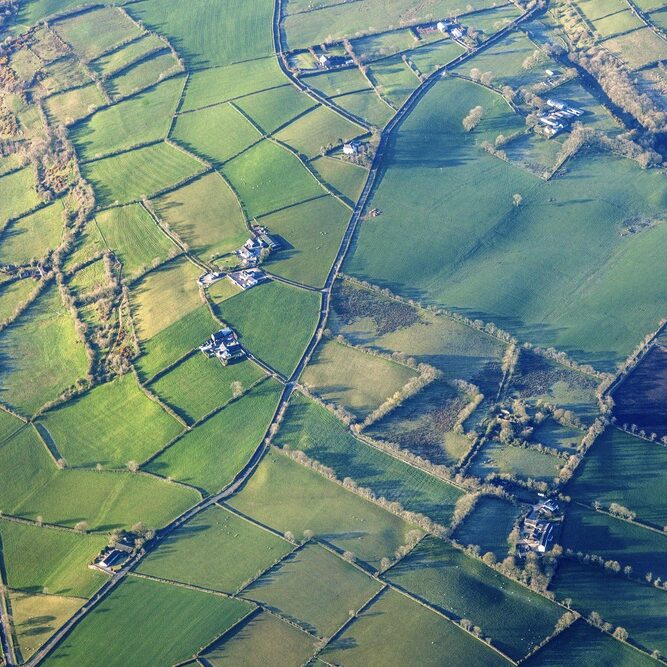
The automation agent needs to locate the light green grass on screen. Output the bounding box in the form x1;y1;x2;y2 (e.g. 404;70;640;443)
0;168;40;224
216;280;321;377
228;447;420;568
603;27;667;69
152;172;247;262
302;68;371;97
90;33;167;78
368;56;420;108
353;29;420;62
235;84;317;133
406;38;464;76
138;506;292;592
245;543;381;637
67;260;110;300
39;373;183;468
107;51;181;100
83;142;203;207
386;537;563;661
44;84;105;125
39;57;90;95
0;279;35;325
12;0;88;26
146;379;283;494
44;576;252;667
331;89;395;127
311;156;367;204
260;195;350;288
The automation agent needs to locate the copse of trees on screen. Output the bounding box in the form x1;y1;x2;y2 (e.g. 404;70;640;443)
462;105;484;132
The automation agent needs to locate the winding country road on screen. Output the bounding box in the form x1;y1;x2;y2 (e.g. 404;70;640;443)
24;4;539;665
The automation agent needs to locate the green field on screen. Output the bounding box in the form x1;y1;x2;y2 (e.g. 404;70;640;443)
311;156;367;204
0;167;40;224
44;576;252;667
72;76;184;161
551;559;667;657
302;337;418;419
386;537;564;661
368;56;420;108
323;587;509;667
532;419;582;453
39;373;184;468
201;611;316;666
150;354;265;424
39;57;90;95
407;38;464;76
275;392;463;525
138;506;292;592
216;280;321;377
567;429;667;527
221;139;324;217
453;496;524;559
228;448;420;568
107;51;181;100
0;519;106;597
344;75;667;370
152;172;247;262
90;34;167;78
604;27;667;70
245;543;382;637
302;68;371;98
260;195;350;287
83;142;203;207
235;84;317;134
0;285;88;416
0;279;35;324
146;379;283;493
44;84;106;125
332;89;396;127
94;203;178;278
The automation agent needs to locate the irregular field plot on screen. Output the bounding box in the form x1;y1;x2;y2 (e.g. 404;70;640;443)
150;354;265;424
302;68;370;98
0;168;40;224
532;419;582;453
39;373;183;468
90;33;167;78
323;588;509;667
603;27;667;70
146;379;283;494
107;51;181;100
228;448;420;569
275;393;463;525
261;194;350;288
333;89;395;127
39;57;90;95
302;337;418;419
138;506;292;592
368;56;420;108
44;84;105;125
245;543;381;637
311;156;367;204
216;280;321;377
44;576;252;667
236;84;317;134
407;38;464;76
386;537;563;661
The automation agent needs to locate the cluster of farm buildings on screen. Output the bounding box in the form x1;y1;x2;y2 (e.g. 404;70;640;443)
519;498;561;554
536;98;584;137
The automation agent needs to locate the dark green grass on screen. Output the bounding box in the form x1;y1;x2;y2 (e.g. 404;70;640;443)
43;576;252;667
311;156;367;205
386;537;564;661
275;393;463;526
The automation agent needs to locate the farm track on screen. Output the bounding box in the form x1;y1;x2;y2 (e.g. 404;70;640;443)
24;5;539;666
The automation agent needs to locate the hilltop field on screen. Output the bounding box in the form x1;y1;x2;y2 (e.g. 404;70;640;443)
0;0;666;664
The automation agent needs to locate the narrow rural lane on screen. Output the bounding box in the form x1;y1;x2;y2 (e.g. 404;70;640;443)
28;5;538;665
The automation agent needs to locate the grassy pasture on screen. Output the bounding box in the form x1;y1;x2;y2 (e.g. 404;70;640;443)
208;278;243;304
202;611;315;667
150;354;265;424
39;57;91;95
367;378;471;465
12;0;88;27
551;559;667;657
152;172;247;262
228;448;419;568
467;4;522;35
576;0;643;38
368;56;420;108
0;200;64;265
532;419;581;452
302;337;418;419
567;429;667;527
0;168;40;224
94;203;178;278
453;496;523;559
386;537;563;661
44;576;252;667
180;57;286;113
245;543;382;637
345;75;667;369
302;68;371;98
62;220;105;272
172;103;262;166
135;305;219;381
0;279;35;326
353;29;419;63
469;439;561;484
132;257;203;340
274;105;364;158
90;33;167;78
53;7;144;61
332;90;395;127
146;378;283;494
323;587;510;667
44;84;106;125
0;519;106;597
222;139;323;217
260;195;350;288
275;393;463;525
67;260;110;300
10;591;83;662
28;26;67;62
72;76;184;161
523;619;656;667
0;153;23;177
235;85;317;134
138;506;291;592
0;427;198;530
560;504;667;579
403;38;463;76
107;51;181;100
126;0;275;69
39;373;183;468
83;142;203;207
216;280;321;377
0;285;87;416
603;27;667;69
311;156;367;204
